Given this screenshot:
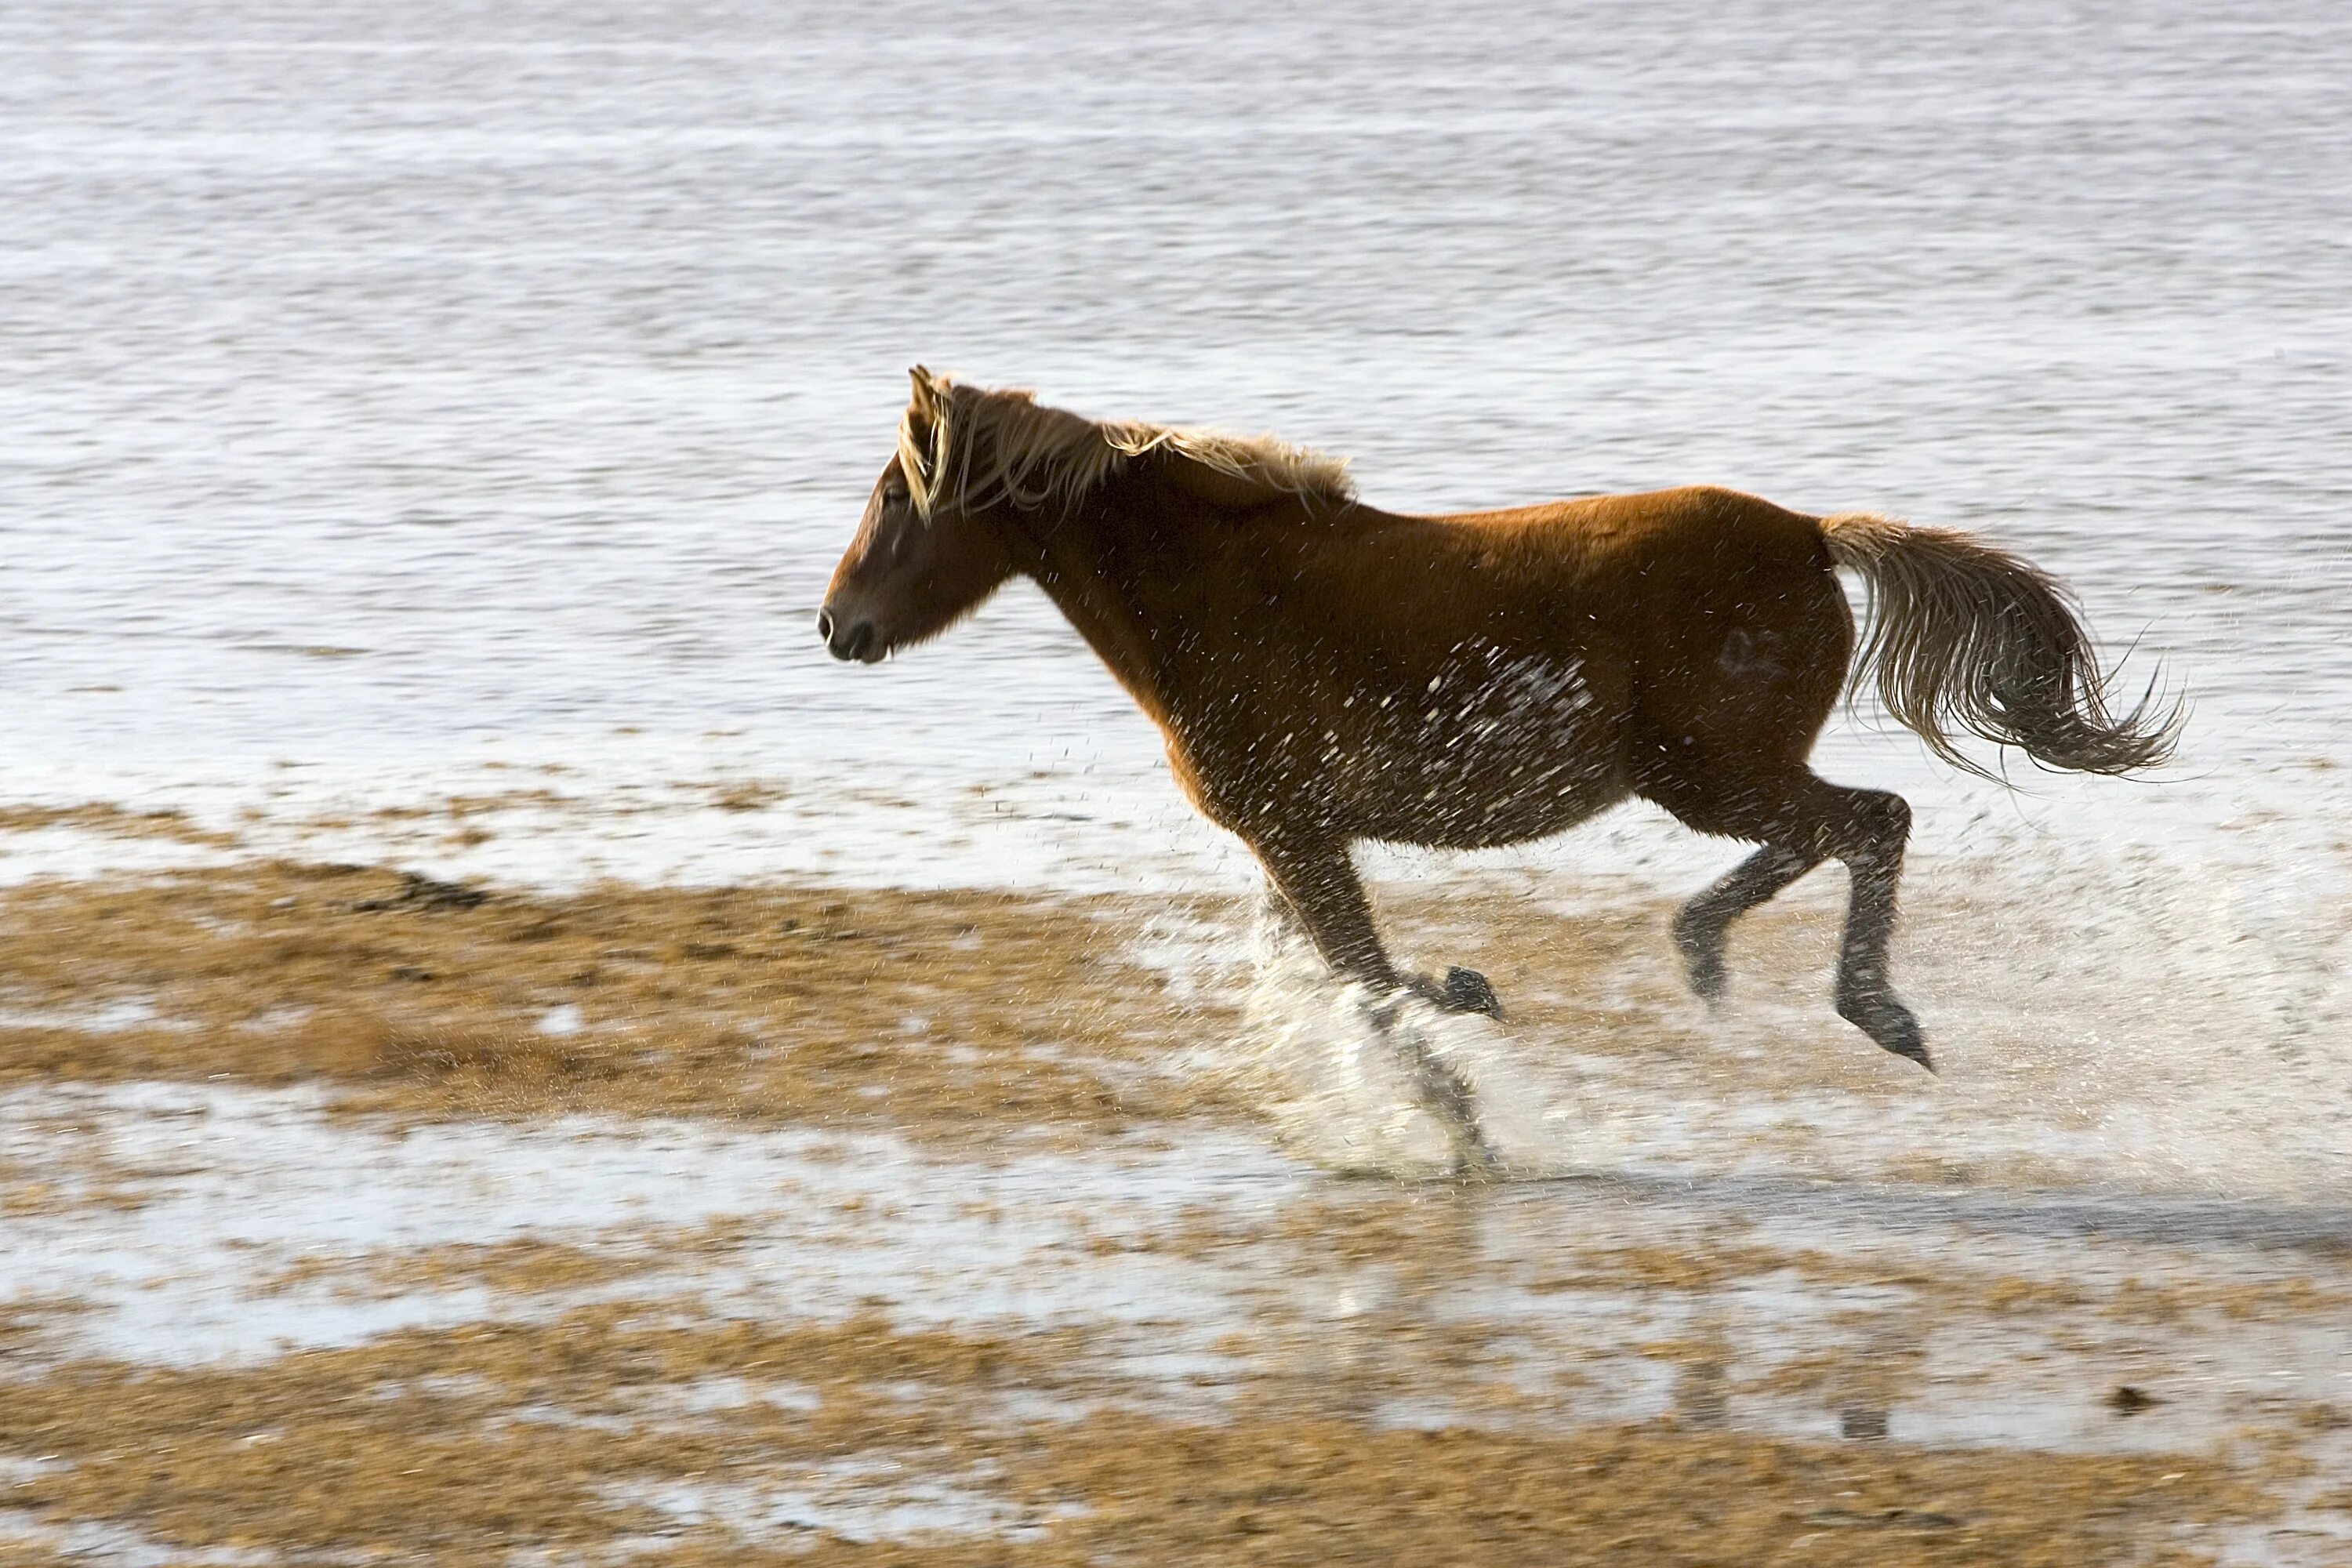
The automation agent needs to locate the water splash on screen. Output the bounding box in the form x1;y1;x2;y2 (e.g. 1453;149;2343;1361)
1220;908;1607;1180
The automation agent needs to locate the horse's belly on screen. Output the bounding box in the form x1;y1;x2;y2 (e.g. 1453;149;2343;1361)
1331;643;1629;848
1345;747;1628;847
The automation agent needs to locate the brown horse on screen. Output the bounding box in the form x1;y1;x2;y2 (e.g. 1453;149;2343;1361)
821;369;2177;1086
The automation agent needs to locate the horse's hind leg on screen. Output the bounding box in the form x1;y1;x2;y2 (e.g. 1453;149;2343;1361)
1671;845;1819;1003
1816;787;1926;1070
1643;765;1929;1071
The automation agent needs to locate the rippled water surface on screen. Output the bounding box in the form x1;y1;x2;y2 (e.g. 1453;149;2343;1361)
6;0;2347;798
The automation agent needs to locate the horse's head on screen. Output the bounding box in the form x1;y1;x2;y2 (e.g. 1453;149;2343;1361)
818;367;1019;664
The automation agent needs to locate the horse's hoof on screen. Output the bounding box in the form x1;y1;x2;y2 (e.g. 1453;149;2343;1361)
1671;913;1728;1004
1440;966;1504;1020
1895;1040;1937;1075
1450;1138;1504;1182
1875;1014;1933;1074
1842;989;1933;1073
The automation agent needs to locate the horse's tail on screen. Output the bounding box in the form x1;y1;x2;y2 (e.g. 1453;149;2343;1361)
1818;512;2181;780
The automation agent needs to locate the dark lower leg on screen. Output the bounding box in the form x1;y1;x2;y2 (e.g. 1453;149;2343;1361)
1643;760;1929;1071
1252;833;1405;991
1671;844;1820;1001
1251;833;1500;1018
1825;791;1929;1071
1250;833;1498;1168
1371;1007;1497;1173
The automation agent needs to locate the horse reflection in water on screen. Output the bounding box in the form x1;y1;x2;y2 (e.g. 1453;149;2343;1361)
820;370;2178;1167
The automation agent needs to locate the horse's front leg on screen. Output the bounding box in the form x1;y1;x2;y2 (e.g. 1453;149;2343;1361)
1248;832;1500;1018
1248;831;1499;1171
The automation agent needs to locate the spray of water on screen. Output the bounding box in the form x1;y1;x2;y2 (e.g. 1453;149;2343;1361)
1217;907;1618;1180
1134;831;2352;1202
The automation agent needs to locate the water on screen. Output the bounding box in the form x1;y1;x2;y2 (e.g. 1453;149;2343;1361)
2;2;2348;1176
8;1081;2351;1556
5;0;2346;801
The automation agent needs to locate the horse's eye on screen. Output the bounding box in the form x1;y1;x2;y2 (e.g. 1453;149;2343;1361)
883;481;909;505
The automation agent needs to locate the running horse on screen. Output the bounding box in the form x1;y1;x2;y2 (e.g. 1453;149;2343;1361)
819;372;2176;1137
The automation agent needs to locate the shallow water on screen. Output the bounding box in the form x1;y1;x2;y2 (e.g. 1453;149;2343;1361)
7;1080;2348;1424
3;0;2351;1462
7;1082;2352;1556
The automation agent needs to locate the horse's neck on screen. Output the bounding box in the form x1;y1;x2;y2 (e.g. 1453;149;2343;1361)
1018;480;1243;731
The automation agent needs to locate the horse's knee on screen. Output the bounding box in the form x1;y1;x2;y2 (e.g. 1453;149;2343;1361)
1440;966;1504;1019
1402;966;1504;1020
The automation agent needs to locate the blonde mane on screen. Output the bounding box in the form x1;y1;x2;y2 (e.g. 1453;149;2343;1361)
896;368;1355;520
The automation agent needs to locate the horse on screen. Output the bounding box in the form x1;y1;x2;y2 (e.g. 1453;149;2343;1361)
819;369;2178;1147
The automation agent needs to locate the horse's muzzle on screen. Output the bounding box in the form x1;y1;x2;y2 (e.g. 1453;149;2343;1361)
816;607;879;663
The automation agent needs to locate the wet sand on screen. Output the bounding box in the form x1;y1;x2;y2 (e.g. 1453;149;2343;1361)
5;840;2350;1563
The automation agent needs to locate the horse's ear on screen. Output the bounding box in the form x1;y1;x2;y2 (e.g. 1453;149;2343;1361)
908;365;947;415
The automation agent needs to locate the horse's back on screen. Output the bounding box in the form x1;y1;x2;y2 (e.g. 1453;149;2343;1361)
1434;485;1828;580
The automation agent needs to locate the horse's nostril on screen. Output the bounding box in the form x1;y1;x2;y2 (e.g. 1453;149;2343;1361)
843;621;877;662
815;608;835;641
